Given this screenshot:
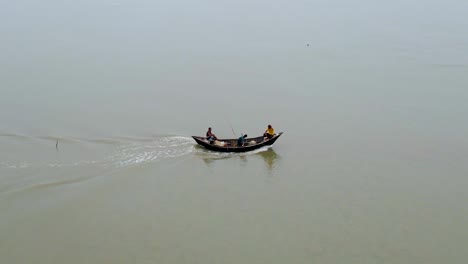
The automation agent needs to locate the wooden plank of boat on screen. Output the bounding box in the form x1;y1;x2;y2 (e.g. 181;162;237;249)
192;132;283;153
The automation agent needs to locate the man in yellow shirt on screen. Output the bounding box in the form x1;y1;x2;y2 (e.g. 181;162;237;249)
263;124;275;140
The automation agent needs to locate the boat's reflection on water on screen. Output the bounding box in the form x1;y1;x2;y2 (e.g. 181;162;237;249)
194;145;280;172
256;148;279;172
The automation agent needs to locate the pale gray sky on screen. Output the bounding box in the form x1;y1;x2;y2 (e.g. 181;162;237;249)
1;0;467;135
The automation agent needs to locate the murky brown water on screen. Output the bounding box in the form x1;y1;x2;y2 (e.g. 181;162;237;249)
1;1;468;263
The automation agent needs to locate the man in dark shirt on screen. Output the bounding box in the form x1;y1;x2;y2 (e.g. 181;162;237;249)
206;127;217;141
237;134;248;146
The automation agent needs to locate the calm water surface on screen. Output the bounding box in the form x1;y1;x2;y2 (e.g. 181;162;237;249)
1;1;468;263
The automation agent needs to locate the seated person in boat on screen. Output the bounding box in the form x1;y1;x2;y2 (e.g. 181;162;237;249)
237;134;248;147
206;127;217;142
263;124;275;139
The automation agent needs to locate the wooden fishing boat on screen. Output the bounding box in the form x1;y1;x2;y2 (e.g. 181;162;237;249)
192;132;283;153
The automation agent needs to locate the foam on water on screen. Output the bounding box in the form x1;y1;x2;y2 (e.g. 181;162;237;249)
0;135;196;170
103;136;195;168
0;161;30;169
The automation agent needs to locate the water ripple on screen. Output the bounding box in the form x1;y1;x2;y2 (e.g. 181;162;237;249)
104;136;194;168
0;136;196;170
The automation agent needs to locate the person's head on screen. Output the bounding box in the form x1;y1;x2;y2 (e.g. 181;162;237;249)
268;125;272;129
243;134;248;138
208;127;212;131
